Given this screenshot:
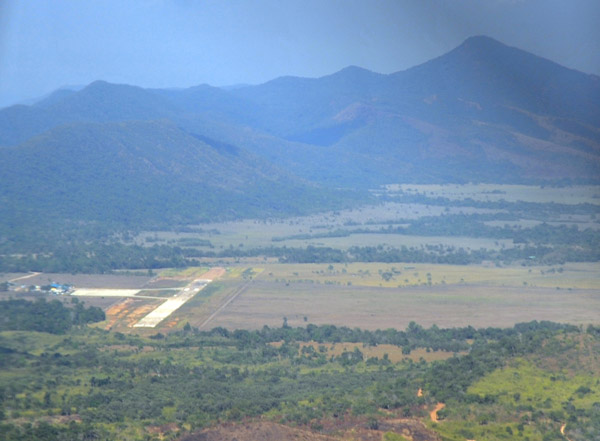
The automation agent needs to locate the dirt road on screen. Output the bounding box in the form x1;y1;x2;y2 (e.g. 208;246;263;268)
430;403;445;423
561;423;574;441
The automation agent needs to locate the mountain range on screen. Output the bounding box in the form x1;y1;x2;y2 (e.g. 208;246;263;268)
1;35;599;227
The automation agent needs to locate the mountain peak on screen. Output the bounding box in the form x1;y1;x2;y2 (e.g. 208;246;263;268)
326;65;380;78
82;80;144;93
320;65;384;86
83;80;114;91
450;35;521;60
461;35;504;47
337;65;374;75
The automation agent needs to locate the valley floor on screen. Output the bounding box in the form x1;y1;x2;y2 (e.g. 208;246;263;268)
4;261;599;333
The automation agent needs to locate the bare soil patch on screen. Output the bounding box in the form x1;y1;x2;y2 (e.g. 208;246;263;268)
380;418;442;441
179;421;336;441
201;267;226;280
147;423;180;438
103;298;161;330
315;413;441;441
104;299;134;330
179;418;441;441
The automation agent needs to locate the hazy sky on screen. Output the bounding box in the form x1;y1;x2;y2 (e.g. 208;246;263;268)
0;0;598;107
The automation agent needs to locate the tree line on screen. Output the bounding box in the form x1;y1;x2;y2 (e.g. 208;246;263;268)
0;298;105;334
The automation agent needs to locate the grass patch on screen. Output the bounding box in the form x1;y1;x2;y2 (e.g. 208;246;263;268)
468;359;600;412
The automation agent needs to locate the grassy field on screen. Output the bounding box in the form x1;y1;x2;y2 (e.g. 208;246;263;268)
198;262;599;330
206;280;600;330
469;360;600;410
136;202;500;252
191;261;600;331
4;260;598;333
133;184;600;258
385;183;600;205
257;262;600;289
431;333;600;441
136;196;501;247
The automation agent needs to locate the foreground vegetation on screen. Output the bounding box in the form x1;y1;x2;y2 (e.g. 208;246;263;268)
0;300;598;441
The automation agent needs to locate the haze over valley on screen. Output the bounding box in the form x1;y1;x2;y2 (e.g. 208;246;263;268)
1;2;599;440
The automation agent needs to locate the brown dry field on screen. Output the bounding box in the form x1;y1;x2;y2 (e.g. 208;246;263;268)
207;280;600;330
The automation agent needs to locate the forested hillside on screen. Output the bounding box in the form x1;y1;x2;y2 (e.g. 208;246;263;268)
0;120;353;226
1;36;599;200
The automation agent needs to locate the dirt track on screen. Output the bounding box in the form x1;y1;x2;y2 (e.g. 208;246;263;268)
430;403;445;422
561;423;574;441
